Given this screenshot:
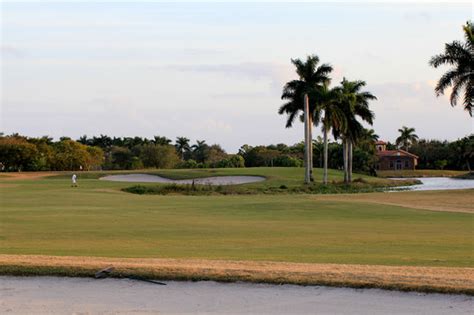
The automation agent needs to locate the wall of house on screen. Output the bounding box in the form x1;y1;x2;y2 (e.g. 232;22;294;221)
376;156;416;171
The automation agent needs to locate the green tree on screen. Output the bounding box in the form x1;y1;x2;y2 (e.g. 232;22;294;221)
192;140;209;163
52;140;91;171
175;136;191;160
279;54;333;183
85;146;104;171
139;143;179;169
153;136;172;145
396;126;419;151
334;78;376;183
206;144;228;167
0;136;38;171
429;21;473;116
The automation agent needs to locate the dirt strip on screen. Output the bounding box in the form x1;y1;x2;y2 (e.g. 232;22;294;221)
0;255;472;295
0;172;59;180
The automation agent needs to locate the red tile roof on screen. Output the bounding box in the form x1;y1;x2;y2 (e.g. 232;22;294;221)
376;149;418;159
375;140;387;145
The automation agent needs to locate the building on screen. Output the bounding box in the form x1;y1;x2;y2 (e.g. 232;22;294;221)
375;141;418;171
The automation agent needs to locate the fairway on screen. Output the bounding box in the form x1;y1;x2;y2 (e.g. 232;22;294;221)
1;168;472;268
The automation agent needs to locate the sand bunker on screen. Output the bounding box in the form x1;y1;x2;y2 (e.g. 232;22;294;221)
2;276;472;314
100;174;266;185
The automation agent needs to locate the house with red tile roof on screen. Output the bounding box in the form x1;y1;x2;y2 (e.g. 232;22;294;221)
375;141;418;171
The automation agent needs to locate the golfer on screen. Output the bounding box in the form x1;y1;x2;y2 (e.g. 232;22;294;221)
71;173;77;187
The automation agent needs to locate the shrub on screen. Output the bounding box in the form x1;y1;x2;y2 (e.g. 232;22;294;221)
178;159;199;169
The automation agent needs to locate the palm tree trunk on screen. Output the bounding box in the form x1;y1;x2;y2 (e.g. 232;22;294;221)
343;138;349;183
303;94;311;184
309;114;314;182
348;141;353;183
323;127;328;185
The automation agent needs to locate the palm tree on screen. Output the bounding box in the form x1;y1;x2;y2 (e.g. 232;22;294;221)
318;83;346;184
312;136;324;168
334;78;376;183
278;54;333;183
396;126;418;151
429;21;473;116
358;128;379;152
192;140;209;163
153;136;172;146
175;137;191;160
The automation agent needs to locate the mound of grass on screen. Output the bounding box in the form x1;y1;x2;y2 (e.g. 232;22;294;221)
122;178;419;196
454;172;474;179
123;183;226;195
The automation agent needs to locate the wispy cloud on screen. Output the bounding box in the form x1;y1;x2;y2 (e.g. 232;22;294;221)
0;45;25;58
165;62;293;92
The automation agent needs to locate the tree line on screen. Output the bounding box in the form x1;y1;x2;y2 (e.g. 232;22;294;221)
1;132;471;173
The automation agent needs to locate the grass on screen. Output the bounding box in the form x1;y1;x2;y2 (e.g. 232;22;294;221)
49;167;418;195
455;172;474;179
377;169;468;178
0;167;473;293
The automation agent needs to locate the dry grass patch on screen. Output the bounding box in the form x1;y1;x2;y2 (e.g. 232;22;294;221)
0;172;59;180
0;255;473;295
313;189;474;213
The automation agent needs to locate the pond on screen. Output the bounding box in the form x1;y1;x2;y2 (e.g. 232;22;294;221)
394;177;474;191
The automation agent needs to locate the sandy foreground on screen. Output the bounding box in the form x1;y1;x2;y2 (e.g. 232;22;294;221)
1;255;473;295
1;276;473;315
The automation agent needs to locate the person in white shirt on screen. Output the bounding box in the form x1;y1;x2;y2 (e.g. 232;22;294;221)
71;174;77;187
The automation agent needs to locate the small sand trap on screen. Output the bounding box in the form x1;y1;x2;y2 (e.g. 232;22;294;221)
100;174;266;185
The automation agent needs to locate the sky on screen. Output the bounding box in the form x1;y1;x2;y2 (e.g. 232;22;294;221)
1;1;473;152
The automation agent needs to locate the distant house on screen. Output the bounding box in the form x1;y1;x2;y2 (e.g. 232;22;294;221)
375;141;418;171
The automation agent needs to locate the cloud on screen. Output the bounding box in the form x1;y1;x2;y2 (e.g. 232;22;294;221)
370;80;472;142
403;11;432;22
0;45;25;58
193;118;232;133
165;62;293;92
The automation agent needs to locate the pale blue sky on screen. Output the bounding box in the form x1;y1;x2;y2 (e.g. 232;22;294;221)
1;2;473;151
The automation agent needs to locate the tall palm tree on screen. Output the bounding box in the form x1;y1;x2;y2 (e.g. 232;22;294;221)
396;126;418;151
175;136;190;160
334;78;376;183
192;140;209;163
429;21;473;116
278;54;333;183
318;83;346;184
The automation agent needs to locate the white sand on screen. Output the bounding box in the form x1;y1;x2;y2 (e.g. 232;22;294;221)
1;277;472;314
100;174;266;186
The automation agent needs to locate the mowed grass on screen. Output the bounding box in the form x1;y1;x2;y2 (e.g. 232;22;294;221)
0;168;472;267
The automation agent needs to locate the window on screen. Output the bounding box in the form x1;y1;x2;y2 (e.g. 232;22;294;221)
405;160;409;168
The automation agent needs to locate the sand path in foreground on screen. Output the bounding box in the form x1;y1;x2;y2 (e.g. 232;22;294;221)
1;255;472;294
2;276;472;314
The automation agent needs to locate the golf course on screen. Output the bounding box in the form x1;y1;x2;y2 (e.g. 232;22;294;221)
1;168;473;294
